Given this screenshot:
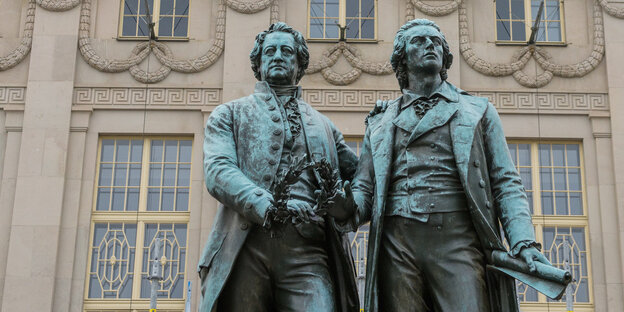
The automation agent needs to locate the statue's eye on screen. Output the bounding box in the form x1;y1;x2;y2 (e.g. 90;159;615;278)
282;47;294;56
264;47;276;55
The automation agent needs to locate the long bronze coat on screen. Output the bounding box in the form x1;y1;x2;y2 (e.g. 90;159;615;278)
352;82;535;312
198;82;359;312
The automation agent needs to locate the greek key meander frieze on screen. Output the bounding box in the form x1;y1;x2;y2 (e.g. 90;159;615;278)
72;88;221;108
0;87;27;105
71;88;608;114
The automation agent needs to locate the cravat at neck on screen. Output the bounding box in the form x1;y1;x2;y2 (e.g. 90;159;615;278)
269;84;299;98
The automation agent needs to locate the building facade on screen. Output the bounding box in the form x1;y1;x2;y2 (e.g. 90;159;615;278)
0;0;623;311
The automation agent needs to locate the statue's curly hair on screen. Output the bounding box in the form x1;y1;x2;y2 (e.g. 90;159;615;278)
390;19;454;90
250;22;310;84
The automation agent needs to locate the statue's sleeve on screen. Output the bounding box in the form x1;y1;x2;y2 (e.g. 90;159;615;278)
482;101;537;255
350;125;375;226
330;121;358;182
203;104;273;225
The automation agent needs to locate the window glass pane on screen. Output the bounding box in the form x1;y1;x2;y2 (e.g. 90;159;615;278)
161;188;175;211
326;0;339;18
99;163;113;187
510;0;525;19
497;21;511;41
541;191;554;214
545;0;560;20
310;1;324;18
139;0;154;15
552;144;565;166
176;189;189;211
555;192;568;215
566;144;580;166
147;189;160;210
326;19;339;38
496;0;510;20
570;192;583;215
151;140;163;162
149;164;162;186
177;164;191;187
362;0;374;17
128;164;141;186
175;0;190;15
179;140;192;162
116;140;130;162
361;19;374;39
540;168;552;190
163;164;176;186
508;143;517;165
160;0;174;14
346;19;359;38
97;188;111;211
568;168;581;191
127;188;139;211
102;140;115;161
531;0;541;20
553;167;566;190
520;168;532;190
173;17;188;37
114;164;128;186
112;188;126;211
547;21;561;41
123;16;138;36
516;281;539;302
346;0;359;17
526;192;534;214
124;0;139;14
511;21;525;41
159;16;173;37
165;140;178;162
543;227;590;303
138;17;149;37
130;140;143;162
539;144;551;166
310;18;324;38
536;26;546;41
518;144;531;166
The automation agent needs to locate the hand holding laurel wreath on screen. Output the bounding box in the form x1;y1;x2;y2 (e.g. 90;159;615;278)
263;155;343;228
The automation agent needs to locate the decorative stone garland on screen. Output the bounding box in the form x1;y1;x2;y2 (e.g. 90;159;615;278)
224;0;274;13
0;0;35;71
410;0;461;17
456;0;606;88
79;0;226;83
36;0;80;11
306;42;392;85
598;0;624;18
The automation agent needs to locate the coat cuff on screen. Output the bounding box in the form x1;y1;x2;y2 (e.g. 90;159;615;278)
510;240;542;257
245;189;273;225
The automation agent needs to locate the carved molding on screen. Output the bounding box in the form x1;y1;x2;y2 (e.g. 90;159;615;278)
306;42;393;85
454;0;606;88
303;89;402;110
72;87;222;109
79;0;277;83
36;0;80;11
470;91;609;112
0;0;35;71
407;0;461;19
0;87;27;105
598;0;624;18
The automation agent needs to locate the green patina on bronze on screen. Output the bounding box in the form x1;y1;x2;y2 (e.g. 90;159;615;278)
198;23;359;312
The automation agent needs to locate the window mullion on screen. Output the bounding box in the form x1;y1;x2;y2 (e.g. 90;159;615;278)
132;220;146;300
524;0;532;41
531;142;542;215
339;0;346;28
139;138;151;212
153;0;161;36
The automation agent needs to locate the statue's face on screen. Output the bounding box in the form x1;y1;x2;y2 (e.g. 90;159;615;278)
260;32;298;85
403;25;444;76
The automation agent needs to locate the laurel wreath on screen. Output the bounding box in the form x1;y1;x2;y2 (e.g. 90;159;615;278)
262;155;340;229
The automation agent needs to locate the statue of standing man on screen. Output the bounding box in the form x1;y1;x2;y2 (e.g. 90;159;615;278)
198;23;359;312
329;19;551;312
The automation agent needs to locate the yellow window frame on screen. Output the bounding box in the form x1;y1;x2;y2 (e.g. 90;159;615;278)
307;0;378;42
84;136;193;311
508;140;594;309
493;0;566;45
117;0;191;41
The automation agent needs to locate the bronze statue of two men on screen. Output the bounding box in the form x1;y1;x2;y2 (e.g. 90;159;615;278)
199;20;555;312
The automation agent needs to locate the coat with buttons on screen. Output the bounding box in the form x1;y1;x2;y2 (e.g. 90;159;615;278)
352;82;535;312
198;82;359;312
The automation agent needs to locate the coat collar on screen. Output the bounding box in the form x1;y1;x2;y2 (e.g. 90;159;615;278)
400;81;459;110
392;98;459;144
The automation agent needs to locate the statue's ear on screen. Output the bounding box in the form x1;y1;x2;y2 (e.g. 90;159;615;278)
445;51;454;69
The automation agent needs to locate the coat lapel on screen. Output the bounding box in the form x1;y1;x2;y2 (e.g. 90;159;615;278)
450;96;489;186
369;100;400;212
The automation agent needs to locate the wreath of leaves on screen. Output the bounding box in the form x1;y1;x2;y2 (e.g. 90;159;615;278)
262;155;341;229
